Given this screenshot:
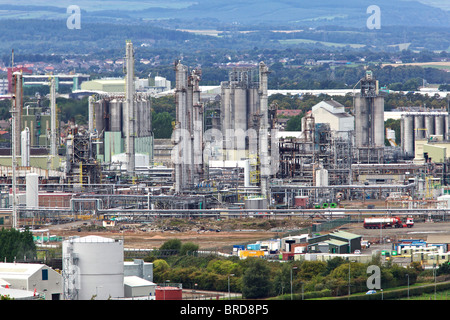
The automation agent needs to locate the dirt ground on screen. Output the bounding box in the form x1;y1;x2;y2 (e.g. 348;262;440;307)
46;217;306;251
46;200;450;251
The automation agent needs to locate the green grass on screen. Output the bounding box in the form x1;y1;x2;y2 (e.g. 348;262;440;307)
279;38;366;48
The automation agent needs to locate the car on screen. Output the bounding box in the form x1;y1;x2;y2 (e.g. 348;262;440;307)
366;290;376;295
354;250;361;254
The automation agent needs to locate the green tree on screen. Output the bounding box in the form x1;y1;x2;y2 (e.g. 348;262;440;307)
241;258;273;299
180;242;199;256
159;239;182;255
152;111;174;139
285;114;302;131
0;228;36;262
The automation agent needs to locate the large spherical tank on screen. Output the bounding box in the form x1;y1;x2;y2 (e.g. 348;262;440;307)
63;235;124;300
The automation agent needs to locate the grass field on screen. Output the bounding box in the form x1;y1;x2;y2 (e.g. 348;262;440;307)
381;61;450;70
279;38;366;48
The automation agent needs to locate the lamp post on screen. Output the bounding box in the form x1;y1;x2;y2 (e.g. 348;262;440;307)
228;274;235;300
406;274;410;299
291;266;298;300
434;264;437;300
348;260;351;298
164;280;170;300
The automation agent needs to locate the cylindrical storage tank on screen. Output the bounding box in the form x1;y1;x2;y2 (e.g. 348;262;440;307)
109;99;122;132
26;173;39;209
414;114;425;139
136;99;144;137
354;97;369;147
94;100;105;133
425;115;435;137
62;235;124;300
315;168;329;187
234;87;248;132
445;114;449;139
221;84;231;131
403;115;414;158
247;87;258;129
245;198;268;210
435;115;445;136
155;286;182;300
373;97;385;147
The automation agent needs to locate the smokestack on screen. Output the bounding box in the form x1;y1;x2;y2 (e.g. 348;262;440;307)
258;62;270;201
125;41;135;176
11;71;22;229
88;95;94;134
50;77;57;157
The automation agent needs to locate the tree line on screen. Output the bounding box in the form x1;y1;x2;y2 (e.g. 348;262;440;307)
0;228;36;262
144;239;450;299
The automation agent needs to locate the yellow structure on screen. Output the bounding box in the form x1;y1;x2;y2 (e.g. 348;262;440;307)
238;250;265;259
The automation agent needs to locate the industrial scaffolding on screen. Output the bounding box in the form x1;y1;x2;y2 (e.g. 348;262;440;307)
277;119;353;186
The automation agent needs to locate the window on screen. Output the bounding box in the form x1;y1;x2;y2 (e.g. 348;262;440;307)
42;269;48;281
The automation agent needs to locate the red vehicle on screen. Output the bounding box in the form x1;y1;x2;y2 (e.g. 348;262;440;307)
363;216;414;229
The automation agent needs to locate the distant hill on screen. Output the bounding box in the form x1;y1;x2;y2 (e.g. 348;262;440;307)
0;0;448;28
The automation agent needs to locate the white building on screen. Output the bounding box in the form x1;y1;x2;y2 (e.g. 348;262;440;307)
0;263;63;300
124;276;156;299
62;235;124;300
124;259;153;282
311;100;354;133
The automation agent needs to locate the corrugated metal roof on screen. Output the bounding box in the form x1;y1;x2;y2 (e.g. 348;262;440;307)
124;276;155;287
331;231;361;240
325;239;348;246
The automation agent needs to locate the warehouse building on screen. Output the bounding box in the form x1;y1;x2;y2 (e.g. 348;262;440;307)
0;262;63;300
124;276;156;299
307;230;362;254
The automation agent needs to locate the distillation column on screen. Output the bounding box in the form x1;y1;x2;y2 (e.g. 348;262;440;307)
125;41;135;176
259;62;270;201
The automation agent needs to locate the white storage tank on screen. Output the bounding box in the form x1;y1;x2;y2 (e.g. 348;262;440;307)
26;173;39;209
62;235;124;300
315;167;329;187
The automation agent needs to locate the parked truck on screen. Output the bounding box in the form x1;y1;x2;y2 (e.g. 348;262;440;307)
363;216;414;229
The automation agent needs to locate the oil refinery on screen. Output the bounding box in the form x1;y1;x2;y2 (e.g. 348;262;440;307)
0;41;450;230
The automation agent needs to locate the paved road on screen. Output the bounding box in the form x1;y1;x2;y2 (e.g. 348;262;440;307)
343;221;450;242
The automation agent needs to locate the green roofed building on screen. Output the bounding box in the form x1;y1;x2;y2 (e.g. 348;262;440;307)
307;230;362;254
81;79;125;93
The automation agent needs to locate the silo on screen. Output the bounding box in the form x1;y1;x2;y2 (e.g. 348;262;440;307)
435;114;445;137
26;173;39;208
425;114;435;137
220;83;231;131
247;87;259;129
402;114;414;158
445;114;449;139
136;98;144;137
109;99;122;132
62;235;124;300
94;99;105;133
315;167;329;187
373;97;385;147
245;197;268;210
414;114;425;139
234;87;248;132
354;97;369;147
